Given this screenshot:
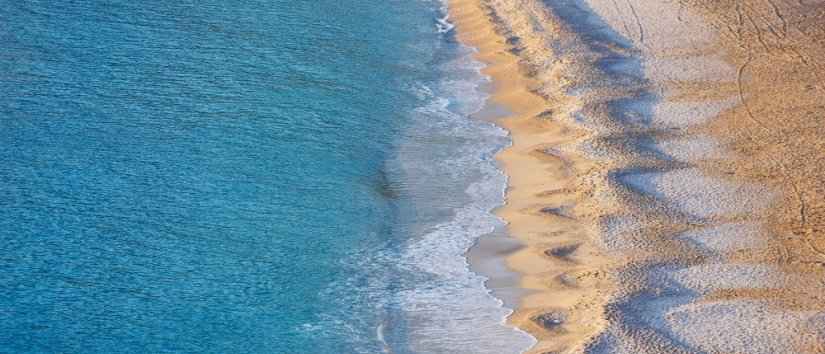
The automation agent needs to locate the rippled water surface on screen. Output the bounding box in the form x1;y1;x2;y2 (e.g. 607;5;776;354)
0;1;533;352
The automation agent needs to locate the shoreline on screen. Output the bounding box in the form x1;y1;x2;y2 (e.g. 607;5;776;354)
451;0;825;353
450;0;615;352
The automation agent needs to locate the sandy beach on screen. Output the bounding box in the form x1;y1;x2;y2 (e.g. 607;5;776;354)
451;0;825;352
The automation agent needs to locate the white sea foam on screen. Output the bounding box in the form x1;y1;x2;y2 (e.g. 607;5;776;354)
310;3;536;352
387;12;536;352
436;14;455;34
435;1;456;34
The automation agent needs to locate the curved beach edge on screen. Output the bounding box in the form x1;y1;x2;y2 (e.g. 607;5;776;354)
450;0;825;353
449;0;616;352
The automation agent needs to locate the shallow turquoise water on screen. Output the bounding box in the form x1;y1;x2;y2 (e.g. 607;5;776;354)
0;1;533;353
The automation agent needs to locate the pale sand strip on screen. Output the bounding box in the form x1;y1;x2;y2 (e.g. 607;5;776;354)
451;0;825;353
450;1;616;353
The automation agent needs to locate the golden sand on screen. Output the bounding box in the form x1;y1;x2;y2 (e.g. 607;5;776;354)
451;0;825;353
450;1;615;352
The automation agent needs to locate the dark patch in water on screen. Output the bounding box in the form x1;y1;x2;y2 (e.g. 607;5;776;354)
374;169;401;200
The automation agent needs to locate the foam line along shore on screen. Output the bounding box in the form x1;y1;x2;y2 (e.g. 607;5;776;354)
0;1;537;352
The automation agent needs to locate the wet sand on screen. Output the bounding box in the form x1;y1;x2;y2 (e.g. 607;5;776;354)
451;0;825;353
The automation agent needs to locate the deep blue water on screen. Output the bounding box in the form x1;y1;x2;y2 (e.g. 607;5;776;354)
0;1;533;353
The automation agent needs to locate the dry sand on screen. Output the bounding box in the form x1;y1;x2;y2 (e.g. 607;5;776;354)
450;0;825;353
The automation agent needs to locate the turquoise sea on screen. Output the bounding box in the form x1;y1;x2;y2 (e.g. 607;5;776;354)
1;1;534;353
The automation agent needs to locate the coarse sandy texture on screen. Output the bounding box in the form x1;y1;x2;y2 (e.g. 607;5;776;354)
450;0;825;353
450;0;619;352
